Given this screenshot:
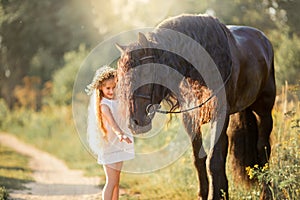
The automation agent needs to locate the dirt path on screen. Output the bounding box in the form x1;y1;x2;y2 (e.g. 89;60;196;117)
0;133;102;200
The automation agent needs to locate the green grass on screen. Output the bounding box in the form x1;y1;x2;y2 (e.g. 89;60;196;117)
119;149;198;200
0;144;33;191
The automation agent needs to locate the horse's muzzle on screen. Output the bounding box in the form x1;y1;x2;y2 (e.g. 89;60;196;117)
129;118;152;134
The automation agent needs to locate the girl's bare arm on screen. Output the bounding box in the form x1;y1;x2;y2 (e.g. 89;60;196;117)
101;104;132;143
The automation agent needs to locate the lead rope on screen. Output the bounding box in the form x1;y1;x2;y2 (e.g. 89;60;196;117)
146;67;232;115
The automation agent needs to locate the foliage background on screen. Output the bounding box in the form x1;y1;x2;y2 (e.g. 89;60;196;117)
1;0;299;109
0;0;299;199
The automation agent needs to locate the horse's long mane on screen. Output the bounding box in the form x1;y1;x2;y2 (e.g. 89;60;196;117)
152;14;232;120
150;14;232;81
118;14;232;123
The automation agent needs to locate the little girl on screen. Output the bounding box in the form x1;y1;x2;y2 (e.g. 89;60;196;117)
86;65;134;200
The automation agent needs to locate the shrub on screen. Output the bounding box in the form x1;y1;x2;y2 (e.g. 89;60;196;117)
51;44;88;105
0;99;9;129
0;186;9;200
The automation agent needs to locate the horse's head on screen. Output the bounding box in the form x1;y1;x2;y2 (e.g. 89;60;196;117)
116;33;169;134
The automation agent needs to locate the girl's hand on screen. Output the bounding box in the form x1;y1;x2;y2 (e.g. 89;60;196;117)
118;134;132;143
101;104;133;144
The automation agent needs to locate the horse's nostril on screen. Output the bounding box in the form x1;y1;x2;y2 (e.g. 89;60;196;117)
133;119;139;125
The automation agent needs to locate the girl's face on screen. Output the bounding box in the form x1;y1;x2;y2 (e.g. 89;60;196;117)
100;78;116;99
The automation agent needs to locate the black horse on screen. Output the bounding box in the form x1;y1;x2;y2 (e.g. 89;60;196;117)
117;14;275;199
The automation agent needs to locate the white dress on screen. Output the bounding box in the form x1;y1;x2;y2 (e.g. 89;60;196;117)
87;92;134;165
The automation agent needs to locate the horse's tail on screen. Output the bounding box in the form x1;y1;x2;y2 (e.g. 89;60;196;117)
227;108;259;185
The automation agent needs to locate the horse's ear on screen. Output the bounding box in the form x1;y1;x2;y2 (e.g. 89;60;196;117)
115;43;126;54
138;32;149;47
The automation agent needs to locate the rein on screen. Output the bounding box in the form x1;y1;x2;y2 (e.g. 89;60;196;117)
147;69;231;115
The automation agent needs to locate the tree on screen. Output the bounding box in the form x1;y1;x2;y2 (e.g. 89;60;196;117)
272;33;300;86
51;45;89;105
275;0;300;36
0;0;99;108
204;0;277;32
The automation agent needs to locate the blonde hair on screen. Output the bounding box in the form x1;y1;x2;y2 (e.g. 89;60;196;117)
86;65;117;139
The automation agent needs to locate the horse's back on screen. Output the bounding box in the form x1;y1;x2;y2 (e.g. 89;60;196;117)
228;25;274;69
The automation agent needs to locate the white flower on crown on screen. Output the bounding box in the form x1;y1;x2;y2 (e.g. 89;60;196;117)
85;65;117;95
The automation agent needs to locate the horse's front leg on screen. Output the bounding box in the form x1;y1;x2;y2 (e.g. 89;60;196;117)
192;133;209;199
183;114;208;199
207;115;229;200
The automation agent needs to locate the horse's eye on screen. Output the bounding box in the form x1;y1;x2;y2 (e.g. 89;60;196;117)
130;60;137;66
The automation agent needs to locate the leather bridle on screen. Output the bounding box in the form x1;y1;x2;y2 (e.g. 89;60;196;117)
132;55;232;116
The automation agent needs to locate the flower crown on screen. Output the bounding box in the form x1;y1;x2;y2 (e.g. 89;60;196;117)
85;65;117;95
